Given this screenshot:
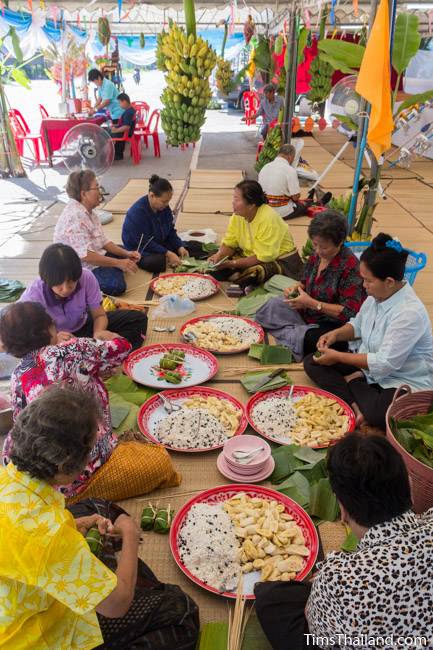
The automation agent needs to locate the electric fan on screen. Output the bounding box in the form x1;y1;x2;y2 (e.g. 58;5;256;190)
60;124;114;224
60;123;114;174
327;75;362;134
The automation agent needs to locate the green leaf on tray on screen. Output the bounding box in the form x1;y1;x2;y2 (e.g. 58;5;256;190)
309;478;339;521
197;621;229;650
341;528;359;553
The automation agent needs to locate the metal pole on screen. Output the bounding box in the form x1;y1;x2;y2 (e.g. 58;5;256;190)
282;0;298;144
347;0;379;230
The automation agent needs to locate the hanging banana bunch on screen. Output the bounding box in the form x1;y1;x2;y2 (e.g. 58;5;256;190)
215;57;234;95
255;124;283;173
156;24;217;146
98;17;111;47
307;56;334;104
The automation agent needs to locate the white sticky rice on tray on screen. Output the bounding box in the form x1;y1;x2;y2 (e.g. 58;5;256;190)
154;408;228;449
177;503;240;591
251;396;298;439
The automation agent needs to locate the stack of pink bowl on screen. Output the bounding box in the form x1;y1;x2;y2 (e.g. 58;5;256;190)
217;434;275;483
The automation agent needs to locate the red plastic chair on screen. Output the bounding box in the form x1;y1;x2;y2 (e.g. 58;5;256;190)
137;109;161;157
8;109;46;162
39;104;49;119
111;131;141;165
243;91;259;125
132;101;149;128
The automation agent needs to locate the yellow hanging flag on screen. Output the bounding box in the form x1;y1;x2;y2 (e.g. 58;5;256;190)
355;0;394;159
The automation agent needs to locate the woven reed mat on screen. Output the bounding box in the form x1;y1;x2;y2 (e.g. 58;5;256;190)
104;179;185;214
176;212;230;239
189;169;245;189
181;188;233;214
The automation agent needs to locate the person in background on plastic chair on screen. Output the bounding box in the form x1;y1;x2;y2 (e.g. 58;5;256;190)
258;144;305;220
245;84;284;139
54;170;141;296
87;69;124;124
107;93;136;161
255;432;433;650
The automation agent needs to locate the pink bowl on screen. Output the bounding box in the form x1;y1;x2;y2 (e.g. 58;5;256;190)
223;461;268;476
223;434;271;470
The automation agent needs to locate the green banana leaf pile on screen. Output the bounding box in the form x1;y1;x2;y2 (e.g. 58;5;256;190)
271;444;358;551
391;408;433;469
106;375;156;436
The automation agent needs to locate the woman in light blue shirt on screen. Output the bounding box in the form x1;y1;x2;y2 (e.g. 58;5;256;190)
304;233;433;430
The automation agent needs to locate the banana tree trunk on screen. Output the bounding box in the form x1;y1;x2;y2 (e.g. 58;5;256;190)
0;79;26;178
184;0;196;38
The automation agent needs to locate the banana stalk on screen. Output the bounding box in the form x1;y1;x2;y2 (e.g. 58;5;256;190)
184;0;197;39
0;79;25;178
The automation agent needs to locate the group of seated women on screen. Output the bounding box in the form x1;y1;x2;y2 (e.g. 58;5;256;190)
50;167;433;432
1;165;433;646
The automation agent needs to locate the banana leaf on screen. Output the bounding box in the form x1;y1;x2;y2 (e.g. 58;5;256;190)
413;446;433;468
296;459;328;484
278;471;311;503
254;35;273;73
234;291;273;318
297;27;309;66
392;13;421;75
248;344;293;364
105;374;156;406
263;274;297;295
278;485;310;509
108;392;139;434
394;89;433;118
241;369;292;393
270;444;305;483
341;528;359;553
309;478;339;521
293;447;327;464
197;622;228;650
394;428;417;454
0;278;25;302
318;39;365;73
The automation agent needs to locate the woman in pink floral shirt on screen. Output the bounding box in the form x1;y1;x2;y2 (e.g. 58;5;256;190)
0;302;181;500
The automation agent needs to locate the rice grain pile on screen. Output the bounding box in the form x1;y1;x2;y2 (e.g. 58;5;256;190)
178;503;240;591
251;397;297;440
155;276;215;300
155;408;228;448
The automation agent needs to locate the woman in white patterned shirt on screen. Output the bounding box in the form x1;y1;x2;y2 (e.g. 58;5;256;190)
54;170;141;296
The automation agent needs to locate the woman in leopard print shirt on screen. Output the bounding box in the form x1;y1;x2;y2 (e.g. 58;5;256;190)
256;433;433;650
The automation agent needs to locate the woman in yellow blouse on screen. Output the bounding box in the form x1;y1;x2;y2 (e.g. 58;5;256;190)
208;180;303;285
0;385;199;650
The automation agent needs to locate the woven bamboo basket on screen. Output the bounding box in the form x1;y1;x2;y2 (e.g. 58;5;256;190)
386;385;433;514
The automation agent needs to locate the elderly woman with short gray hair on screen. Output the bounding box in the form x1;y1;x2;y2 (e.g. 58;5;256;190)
255;210;365;358
54;170;141;296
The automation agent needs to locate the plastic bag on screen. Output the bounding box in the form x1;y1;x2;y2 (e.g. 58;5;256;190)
150;294;196;320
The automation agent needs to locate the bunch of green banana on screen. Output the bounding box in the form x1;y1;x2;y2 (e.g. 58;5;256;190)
98;17;111;47
307;56;333;104
156;24;217;146
215;57;234;95
328;191;352;216
255;125;282;173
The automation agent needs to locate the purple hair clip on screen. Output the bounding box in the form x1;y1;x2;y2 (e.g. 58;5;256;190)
385;239;403;253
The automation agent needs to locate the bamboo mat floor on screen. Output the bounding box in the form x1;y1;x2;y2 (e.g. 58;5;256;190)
1;134;433;632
